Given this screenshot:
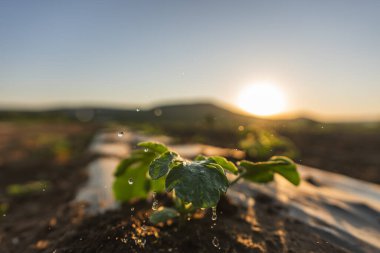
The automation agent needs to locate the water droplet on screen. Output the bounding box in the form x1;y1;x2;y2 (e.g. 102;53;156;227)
128;178;134;185
211;206;217;221
11;237;19;245
136;108;140;112
154;109;162;117
152;200;159;210
212;236;219;247
134;237;146;248
117;131;124;137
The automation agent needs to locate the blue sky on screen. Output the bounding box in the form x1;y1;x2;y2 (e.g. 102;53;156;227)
0;1;379;121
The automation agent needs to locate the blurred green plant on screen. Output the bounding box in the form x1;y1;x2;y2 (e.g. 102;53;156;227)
28;133;74;163
0;202;9;217
114;141;300;225
113;142;167;201
32;134;71;162
239;127;298;161
6;180;49;196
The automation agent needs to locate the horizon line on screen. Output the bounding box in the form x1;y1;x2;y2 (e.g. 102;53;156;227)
0;100;379;123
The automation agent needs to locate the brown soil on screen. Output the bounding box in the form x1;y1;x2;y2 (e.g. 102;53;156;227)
6;195;348;253
282;131;380;184
0;123;96;253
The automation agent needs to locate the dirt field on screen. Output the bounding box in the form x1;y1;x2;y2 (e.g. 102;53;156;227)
282;130;380;184
0;122;376;252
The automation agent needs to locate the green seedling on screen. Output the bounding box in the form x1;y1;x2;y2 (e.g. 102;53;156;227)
113;142;300;225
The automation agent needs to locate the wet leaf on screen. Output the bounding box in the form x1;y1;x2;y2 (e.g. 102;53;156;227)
138;142;168;154
165;161;229;208
149;207;179;224
113;149;164;201
149;151;178;180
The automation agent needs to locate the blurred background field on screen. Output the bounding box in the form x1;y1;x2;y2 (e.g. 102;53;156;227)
1;102;379;185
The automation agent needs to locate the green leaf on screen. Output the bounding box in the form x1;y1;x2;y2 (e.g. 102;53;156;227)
113;160;151;201
149;207;179;224
165;161;229;208
113;149;164;202
114;157;139;177
138;142;168;154
269;156;300;186
194;155;207;161
208;156;239;175
239;156;300;186
238;160;274;183
149;151;178;180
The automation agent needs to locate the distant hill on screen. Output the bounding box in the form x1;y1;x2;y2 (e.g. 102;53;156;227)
147;103;261;125
0;102;322;129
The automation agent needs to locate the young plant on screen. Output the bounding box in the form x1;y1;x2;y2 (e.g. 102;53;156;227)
113;142;300;225
239;127;299;161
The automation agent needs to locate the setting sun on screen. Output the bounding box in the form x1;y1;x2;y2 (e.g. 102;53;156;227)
237;83;286;116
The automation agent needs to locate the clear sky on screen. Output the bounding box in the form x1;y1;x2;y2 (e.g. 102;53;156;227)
0;1;379;121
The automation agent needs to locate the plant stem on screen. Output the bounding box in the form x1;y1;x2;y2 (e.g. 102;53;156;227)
229;167;247;186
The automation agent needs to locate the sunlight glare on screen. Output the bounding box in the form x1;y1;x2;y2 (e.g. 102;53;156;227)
237;83;286;116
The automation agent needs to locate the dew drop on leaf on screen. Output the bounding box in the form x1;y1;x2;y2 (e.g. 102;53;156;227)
128;178;134;185
212;236;219;247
